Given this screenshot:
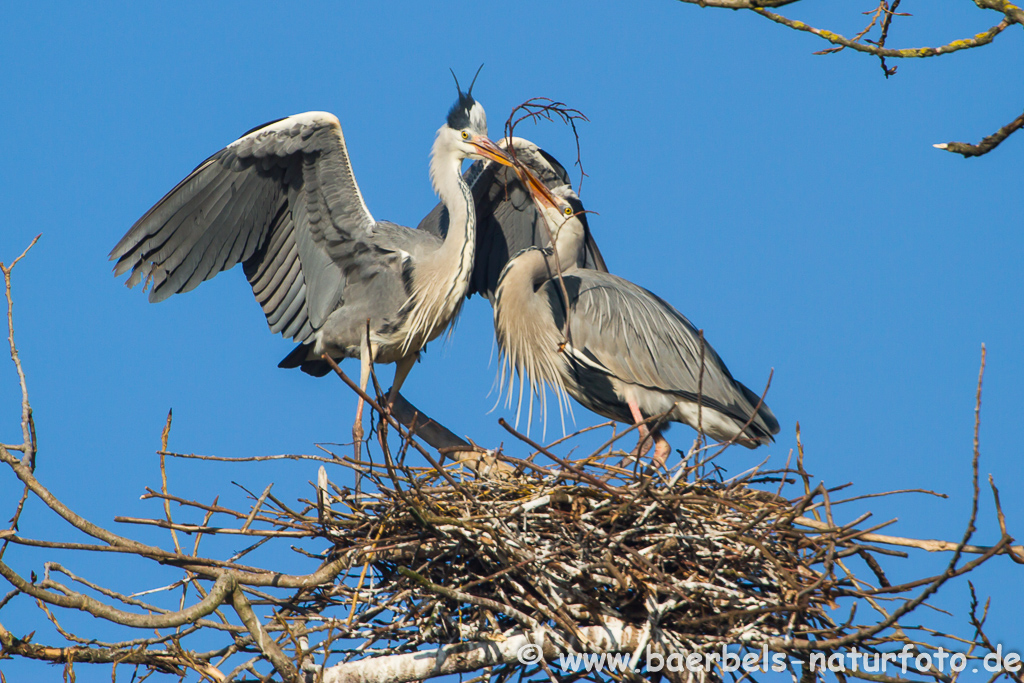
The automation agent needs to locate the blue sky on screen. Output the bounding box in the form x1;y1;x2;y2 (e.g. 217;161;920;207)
2;2;1022;680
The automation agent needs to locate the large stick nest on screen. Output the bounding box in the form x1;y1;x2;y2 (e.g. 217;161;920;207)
326;466;822;646
314;436;929;672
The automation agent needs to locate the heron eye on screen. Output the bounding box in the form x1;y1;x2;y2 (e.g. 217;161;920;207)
563;206;573;216
461;131;470;140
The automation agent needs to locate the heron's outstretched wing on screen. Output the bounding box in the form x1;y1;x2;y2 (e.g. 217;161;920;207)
110;111;379;344
550;271;780;438
418;137;606;300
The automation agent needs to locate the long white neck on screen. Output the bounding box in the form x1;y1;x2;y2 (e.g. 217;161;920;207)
399;133;476;353
491;207;587;436
428;135;476;268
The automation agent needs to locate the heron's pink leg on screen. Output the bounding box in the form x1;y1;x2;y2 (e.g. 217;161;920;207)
387;355;416;409
627;398;653;458
627;398;672;469
353;340;372;448
377;355;416;451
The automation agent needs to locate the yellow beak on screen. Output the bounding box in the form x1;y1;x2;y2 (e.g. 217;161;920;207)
470;135;514;167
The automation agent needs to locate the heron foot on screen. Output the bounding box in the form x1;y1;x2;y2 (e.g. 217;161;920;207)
651;432;671;470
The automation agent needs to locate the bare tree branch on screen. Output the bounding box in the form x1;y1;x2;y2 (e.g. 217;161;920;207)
934;107;1024;157
671;1;1024;156
752;9;1011;58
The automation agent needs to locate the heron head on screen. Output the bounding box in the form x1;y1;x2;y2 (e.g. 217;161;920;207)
525;182;589;261
446;93;485;136
444;98;507;164
436;67;512;167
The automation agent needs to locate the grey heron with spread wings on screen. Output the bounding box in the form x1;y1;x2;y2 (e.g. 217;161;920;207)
110;76;519;443
111;77;605;445
494;183;780;467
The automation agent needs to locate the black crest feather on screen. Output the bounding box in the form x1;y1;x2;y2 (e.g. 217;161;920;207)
446;65;484;129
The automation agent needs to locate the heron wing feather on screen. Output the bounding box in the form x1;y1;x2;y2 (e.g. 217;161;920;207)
557;272;773;430
110;111;385;343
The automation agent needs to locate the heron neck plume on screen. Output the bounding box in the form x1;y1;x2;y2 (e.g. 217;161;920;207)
493;246;571;435
492;209;588;434
400;134;476;353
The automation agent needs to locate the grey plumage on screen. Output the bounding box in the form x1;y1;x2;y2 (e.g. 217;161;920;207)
111;112;413;356
111;95;516;440
494;185;779;462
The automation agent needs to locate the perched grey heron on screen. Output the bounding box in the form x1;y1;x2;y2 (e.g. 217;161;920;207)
494;184;780;467
110;78;517;443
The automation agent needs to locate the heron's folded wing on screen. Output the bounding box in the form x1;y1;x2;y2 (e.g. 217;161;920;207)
554;272;777;435
110;112;378;343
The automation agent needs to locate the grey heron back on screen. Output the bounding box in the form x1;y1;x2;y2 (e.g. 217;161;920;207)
493;183;780;458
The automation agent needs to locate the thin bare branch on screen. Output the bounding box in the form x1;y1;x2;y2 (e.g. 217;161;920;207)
935;107;1024;157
